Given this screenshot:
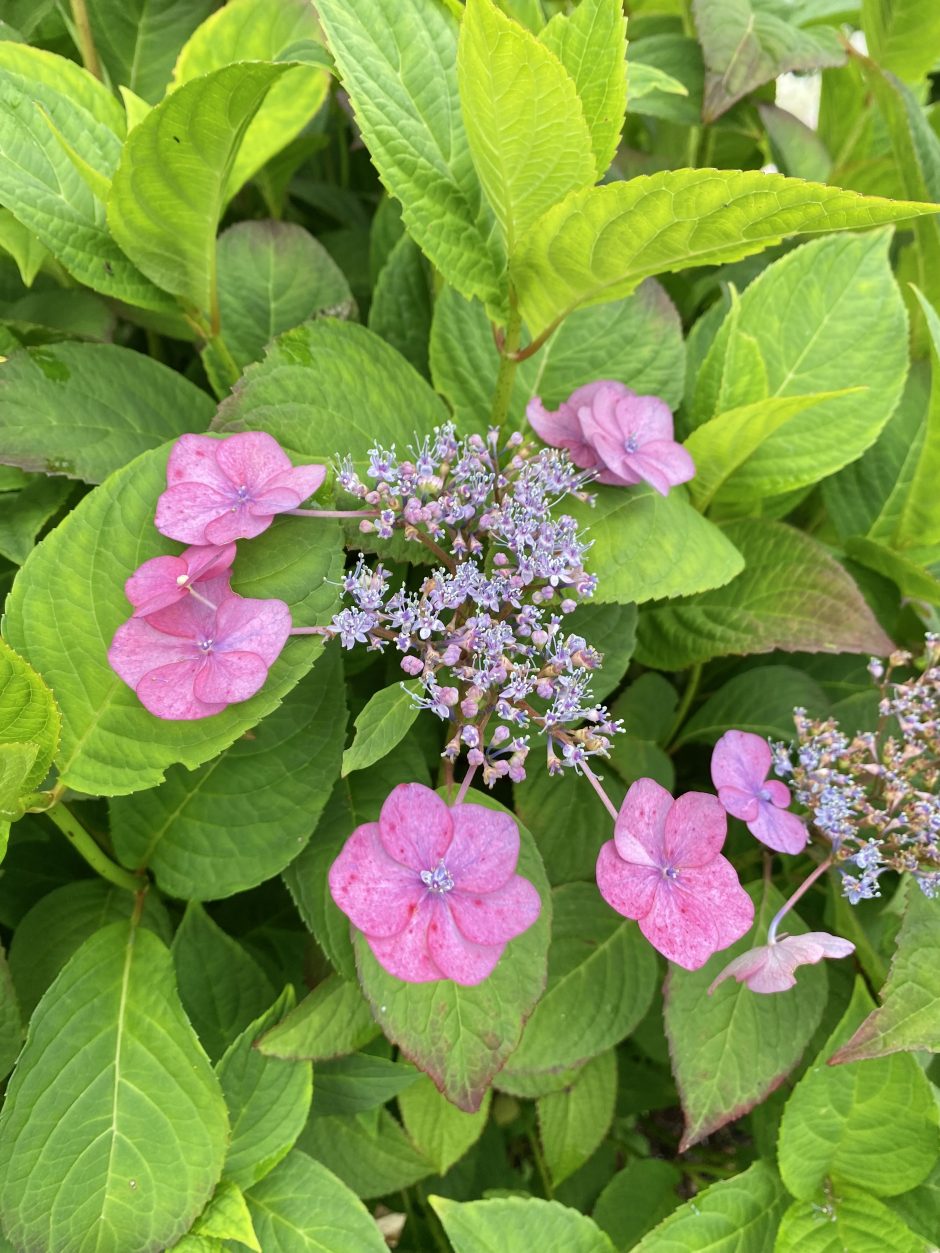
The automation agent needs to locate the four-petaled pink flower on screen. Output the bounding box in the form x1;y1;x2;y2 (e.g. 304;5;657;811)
711;730;807;855
125;543;236;618
155;432;326;545
595;778;754;970
328;783;541;986
708;932;855;995
527;381;695;497
109;586;291;720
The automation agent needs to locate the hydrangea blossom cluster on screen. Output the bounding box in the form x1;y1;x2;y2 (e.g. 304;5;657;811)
326;422;622;784
771;638;940;902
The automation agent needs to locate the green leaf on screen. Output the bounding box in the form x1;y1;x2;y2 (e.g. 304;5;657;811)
355;792;550;1112
829;886;940;1062
312;1053;419;1118
217;988;312;1190
398;1076;492;1175
515;763;625;887
431;1195;616;1253
257;975;378;1062
0;921;229;1253
887;1161;940;1246
110;646;345;899
3;443;342;797
664;882;828;1152
368;234;433;379
593;1159;682;1253
107;62;291;316
635;520;894;670
693;0;844;122
298;1109;433;1198
85;0;216;104
896;288;940;548
513;169;937;338
315;0;505;311
759;103;833;183
243;1151;388;1252
844;535;940;604
172;903;277;1064
189;1180;259;1251
0;210;49;287
0;634;59;792
538;1049;617;1187
0;743;37;827
776;1187;928;1253
539;0;628;177
626;60;690;104
0;342;215;482
862;0;940;83
677;665;828;746
172;0;330;198
502;882;657;1078
572;486;744;607
567;601;637;702
0;946;22;1084
778;978;940;1199
342;681;418;777
629;1160;789;1252
0;475;72;565
626;35;703;125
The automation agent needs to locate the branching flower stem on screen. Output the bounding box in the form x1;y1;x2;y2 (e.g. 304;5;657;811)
767;855;833;944
580;759;621;823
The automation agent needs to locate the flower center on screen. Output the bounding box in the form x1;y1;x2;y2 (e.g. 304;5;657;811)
662;865;680;881
176;573;190;586
197;636;214;654
758;787;772;802
231;484;251;512
420;860;454;894
624;434;640;454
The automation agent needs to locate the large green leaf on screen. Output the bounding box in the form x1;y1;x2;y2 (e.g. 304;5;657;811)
354;793;551;1112
538;0;628;178
342;681;418;777
398;1076;491;1175
895;288;940;548
0;921;229;1253
677;665;828;747
593;1160;682;1252
85;0;216;104
635;520;894;670
664;882;827;1152
0;476;73;566
297;1109;433;1198
538;1049;617;1187
316;0;505;312
777;978;940;1198
431;1196;616;1253
0;342;215;482
368;233;434;378
0;635;58;793
776;1187;927;1253
3;443;342;797
458;0;594;257
630;1161;789;1252
311;1053;419;1118
862;0;940;83
0;947;22;1084
110;646;346;899
172;0;330;198
513;169;938;338
256;975;378;1062
107;62;291;317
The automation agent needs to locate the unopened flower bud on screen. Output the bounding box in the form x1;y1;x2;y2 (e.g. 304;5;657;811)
439;687;459;707
400;656;424;676
441;644;462;666
358;519;375;533
490;725;510;746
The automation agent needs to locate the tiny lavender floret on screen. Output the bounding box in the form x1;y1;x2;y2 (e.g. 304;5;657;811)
328;782;541;985
711;729;808;854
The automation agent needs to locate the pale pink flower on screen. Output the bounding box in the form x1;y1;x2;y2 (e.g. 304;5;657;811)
125;543;236;618
328;783;541;986
708;932;855;995
109;588;291;720
595;778;754;970
711;730;808;854
527;381;694;496
155;432;326;545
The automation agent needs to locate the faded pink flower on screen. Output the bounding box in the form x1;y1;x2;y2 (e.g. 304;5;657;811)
527;381;695;496
109;588;291;720
328;783;541;986
596;778;754;970
155;432;326;545
708;932;855;995
711;730;808;855
125;543;236;618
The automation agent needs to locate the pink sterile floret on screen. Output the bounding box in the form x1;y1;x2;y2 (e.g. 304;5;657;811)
328;782;541;986
526;381;695;497
155;432;327;545
125;543;236;618
708;932;856;995
596;777;754;970
711;729;808;855
109;585;291;720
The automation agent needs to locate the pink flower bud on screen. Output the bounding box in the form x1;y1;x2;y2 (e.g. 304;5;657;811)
401;656;424;676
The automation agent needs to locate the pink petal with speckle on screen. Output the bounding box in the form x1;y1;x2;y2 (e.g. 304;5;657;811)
446;803;519;892
165;434;230;492
427;901;504;986
681;855;755;951
186;543;237;582
328;823;422;938
613;777;673;866
448;875;541;945
249;486;308;515
365;896;444;982
108;617;194;688
749;805;808;855
126;556;190;617
143;577;233;637
136;660;226;720
215;431;294;486
663;791;727;868
266;463;327;502
378;783;453;871
203;507;274;546
595;840;660;921
155;481;234;545
638;883;721;970
214;596;291;667
193;651;269;705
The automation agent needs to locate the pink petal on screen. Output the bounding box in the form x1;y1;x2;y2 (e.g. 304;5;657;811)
165;434;230;492
184;543;237;582
204;507;274;545
448;874;541;945
638;883;720;971
446;803;520;892
155;481;233;545
790;932;855;959
215;431;293;489
680;855;755;952
708;946;781;994
577;382;626;447
426;899;504;986
214;596;291;667
136;659;226;720
377;783;453;872
596;463;641;486
709;933;854;995
717;786;760;824
595;840;660;921
328;823;423;939
711;730;772;795
748;805;808;855
143;577;233;637
763;779;792;808
127;556;189;617
365;895;444;982
266;463;327;502
619;394;674;444
635;440;696;489
526;397;599;470
108;618;194;688
613;778;673;866
193;650;269;705
623;453;673;497
249;486;307;515
663;791;727;868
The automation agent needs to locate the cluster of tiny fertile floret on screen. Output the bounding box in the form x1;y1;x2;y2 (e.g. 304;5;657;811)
327;423;621;784
772;636;940;903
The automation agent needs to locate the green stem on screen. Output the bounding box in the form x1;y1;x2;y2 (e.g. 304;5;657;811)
528;1129;554;1199
666;662;703;748
489;296;522;430
70;0;102;79
206;332;241;398
46;804;142;894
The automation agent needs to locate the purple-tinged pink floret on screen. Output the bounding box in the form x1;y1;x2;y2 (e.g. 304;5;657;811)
708;932;855;995
711;729;808;854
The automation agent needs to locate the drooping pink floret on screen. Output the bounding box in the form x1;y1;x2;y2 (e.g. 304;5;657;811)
155;432;327;545
595;778;754;970
711;730;808;855
708;932;855;995
125;543;236;618
527;381;695;496
328;783;541;986
109;586;291;720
